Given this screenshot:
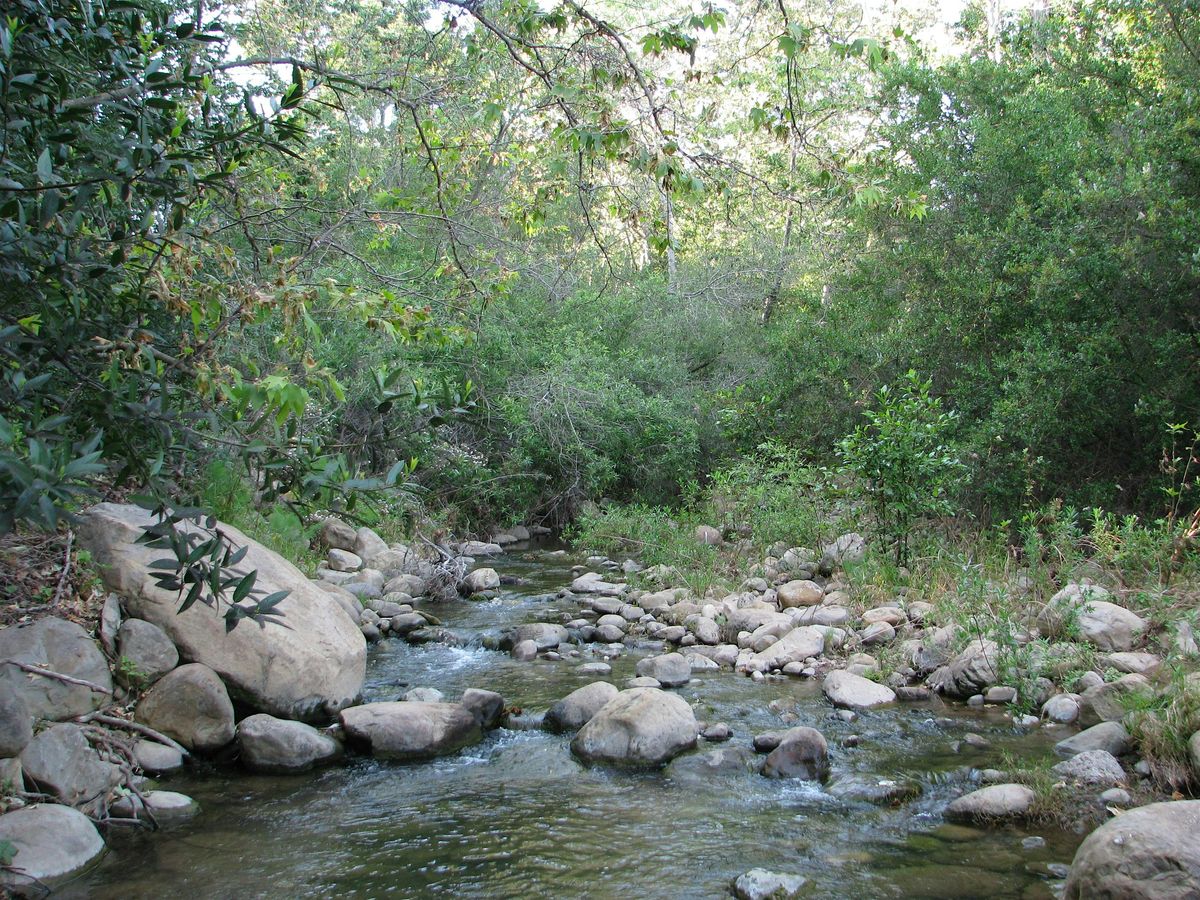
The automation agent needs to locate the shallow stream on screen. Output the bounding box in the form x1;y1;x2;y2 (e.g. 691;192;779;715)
71;542;1084;898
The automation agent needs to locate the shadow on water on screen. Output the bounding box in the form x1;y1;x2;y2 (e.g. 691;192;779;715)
69;540;1084;899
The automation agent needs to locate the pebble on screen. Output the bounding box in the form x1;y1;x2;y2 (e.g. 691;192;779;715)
702;723;732;742
1021;836;1046;850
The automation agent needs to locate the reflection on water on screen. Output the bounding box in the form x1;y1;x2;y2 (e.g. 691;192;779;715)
70;542;1083;898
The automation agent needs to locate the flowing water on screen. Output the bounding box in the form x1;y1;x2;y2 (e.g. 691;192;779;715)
71;542;1084;898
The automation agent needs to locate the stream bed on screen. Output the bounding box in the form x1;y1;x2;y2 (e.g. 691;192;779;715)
70;542;1085;898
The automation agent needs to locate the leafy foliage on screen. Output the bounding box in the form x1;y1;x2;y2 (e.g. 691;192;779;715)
838;371;965;564
135;499;289;631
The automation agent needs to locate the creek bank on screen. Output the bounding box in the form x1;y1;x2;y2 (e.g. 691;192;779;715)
0;506;535;888
4;511;1197;897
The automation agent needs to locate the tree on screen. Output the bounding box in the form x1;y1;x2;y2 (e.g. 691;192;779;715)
838;371;965;564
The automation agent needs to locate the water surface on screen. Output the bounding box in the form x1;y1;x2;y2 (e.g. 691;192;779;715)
72;543;1083;898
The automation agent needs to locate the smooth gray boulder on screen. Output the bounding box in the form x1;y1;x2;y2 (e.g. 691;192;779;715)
19;723;121;814
133;739;184;774
544;681;619;733
0;689;32;758
460;688;505;730
326;548;362;572
116;618;178;684
1055;721;1132;758
1078;673;1149;727
1075;600;1147;652
634;653;691;687
761;726;829;780
944;784;1036;823
511;622;569;650
570;687;697;766
353;526;390;565
340;701;482;760
1042;693;1081;724
823;670;896;709
0;617;112;721
461;567;500;594
237;713;342;773
1065;800;1200;899
733;868;808;900
0;804;105;893
721;608;792;643
77;502;366;721
1042;583;1146;652
110;790;199;827
750;626;826;670
512;639;538;661
135;663;235;753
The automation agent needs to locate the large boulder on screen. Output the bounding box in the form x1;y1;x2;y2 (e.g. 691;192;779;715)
750;626;826;671
511;622;569;650
569;573;628;596
927;638;1000;699
135;663;235;753
721;607;792;643
461;567;500;594
77;502;366;720
236;713;342;773
340;702;482;760
634;653;691;687
1040;582;1147;650
353;527;390;565
570;688;697;767
823;670;896;709
1052;750;1126;784
0;617;112;721
116;618;178;684
544;681;619;733
19;723;121;814
460;688;505;730
1064;800;1200;899
319;517;356;551
1055;721;1132;758
761;726;829;780
0;689;32;758
0;804;105;893
1075;601;1147;652
1078;673;1150;727
944;784;1036;823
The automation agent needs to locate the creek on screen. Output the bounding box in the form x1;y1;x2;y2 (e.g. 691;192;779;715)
70;541;1083;898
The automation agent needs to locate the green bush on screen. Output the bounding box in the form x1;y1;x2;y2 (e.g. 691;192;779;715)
838;371;965;564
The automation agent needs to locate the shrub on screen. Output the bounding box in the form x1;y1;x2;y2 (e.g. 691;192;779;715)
838;370;965;564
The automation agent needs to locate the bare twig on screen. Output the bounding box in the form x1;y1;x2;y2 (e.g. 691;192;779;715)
0;659;112;695
76;712;191;758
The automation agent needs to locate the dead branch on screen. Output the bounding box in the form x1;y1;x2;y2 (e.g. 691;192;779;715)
0;659;113;695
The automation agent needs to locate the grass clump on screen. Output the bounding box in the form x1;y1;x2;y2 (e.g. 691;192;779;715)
1123;666;1200;792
